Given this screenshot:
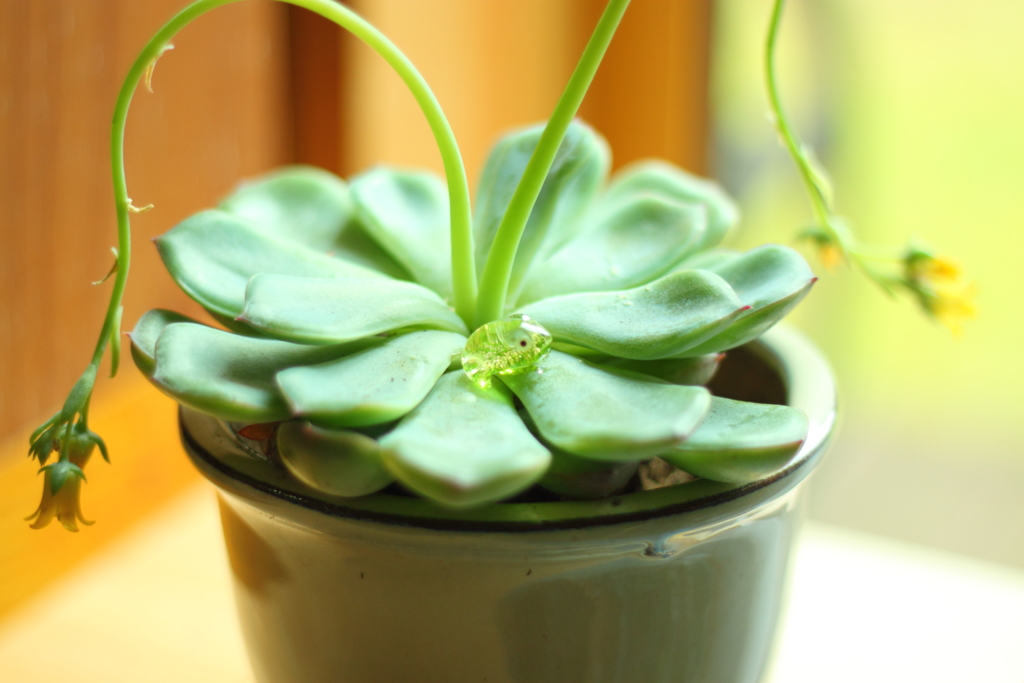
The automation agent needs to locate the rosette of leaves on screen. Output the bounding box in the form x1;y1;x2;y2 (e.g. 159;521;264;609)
129;120;816;508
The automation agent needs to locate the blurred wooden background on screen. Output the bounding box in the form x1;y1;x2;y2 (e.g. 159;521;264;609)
0;0;710;617
0;0;292;619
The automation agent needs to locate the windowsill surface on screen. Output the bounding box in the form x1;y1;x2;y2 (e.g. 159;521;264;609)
2;485;1022;683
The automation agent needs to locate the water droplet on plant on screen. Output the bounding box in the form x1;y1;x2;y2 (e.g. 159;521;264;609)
462;314;553;388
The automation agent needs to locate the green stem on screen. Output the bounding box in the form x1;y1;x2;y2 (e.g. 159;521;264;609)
764;0;959;319
764;0;836;237
765;0;882;278
59;422;73;463
92;0;475;391
474;0;631;327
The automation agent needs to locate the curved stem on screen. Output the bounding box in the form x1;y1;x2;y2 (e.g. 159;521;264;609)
474;0;631;327
765;1;951;309
94;0;474;384
765;0;884;275
764;0;835;234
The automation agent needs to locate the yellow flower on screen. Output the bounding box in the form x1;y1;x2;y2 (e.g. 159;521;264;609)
904;250;975;335
906;251;961;283
798;225;846;273
25;462;93;532
818;241;844;272
923;282;977;336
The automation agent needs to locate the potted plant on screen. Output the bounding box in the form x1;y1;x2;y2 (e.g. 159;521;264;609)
24;0;971;680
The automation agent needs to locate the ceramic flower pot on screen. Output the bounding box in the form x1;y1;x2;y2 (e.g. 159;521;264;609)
182;326;835;683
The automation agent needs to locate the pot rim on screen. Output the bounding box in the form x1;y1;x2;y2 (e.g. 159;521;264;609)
182;325;836;532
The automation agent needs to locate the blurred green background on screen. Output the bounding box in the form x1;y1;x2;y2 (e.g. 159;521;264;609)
712;0;1024;567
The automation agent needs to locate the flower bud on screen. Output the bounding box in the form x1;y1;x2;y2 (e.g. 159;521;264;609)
64;421;106;468
798;225;845;272
902;247;975;334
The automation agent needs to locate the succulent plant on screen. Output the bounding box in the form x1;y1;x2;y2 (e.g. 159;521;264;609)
27;0;969;529
127;134;816;509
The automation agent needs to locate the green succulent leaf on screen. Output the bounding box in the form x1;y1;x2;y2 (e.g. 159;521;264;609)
599;353;723;386
128;308;202;378
277;330;466;428
155;210;386;318
206;311;271;338
678;245;816;356
239;274;468;344
660;397;809;484
518;195;708;303
149;323;366;422
474;121;610;297
277;421;394;497
538;447;638;499
350;168;453;298
218;165;408;277
679;248;741;271
517;270;747;360
380;371;550;508
518;409;638;499
602;161;739;252
500;350;711;460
